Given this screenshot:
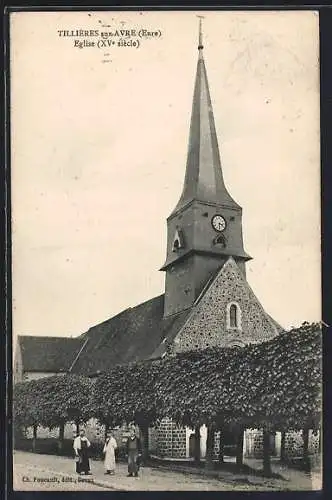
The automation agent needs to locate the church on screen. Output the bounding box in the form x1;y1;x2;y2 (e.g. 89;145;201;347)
16;22;316;461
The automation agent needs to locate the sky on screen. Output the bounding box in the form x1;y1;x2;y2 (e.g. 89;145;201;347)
10;10;321;340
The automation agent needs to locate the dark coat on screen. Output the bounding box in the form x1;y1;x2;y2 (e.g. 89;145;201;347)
126;436;142;456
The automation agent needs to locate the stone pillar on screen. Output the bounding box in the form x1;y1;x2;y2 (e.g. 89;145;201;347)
200;424;207;458
244;429;263;458
242;429;247;457
275;431;282;458
155;418;186;458
185;427;191;459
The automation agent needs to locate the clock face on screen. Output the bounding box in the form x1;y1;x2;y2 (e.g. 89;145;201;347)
211;215;226;232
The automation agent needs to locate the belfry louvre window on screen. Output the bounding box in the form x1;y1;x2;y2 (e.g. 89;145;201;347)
172;229;185;252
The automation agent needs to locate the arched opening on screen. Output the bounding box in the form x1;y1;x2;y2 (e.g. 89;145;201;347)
230;304;238;328
226;302;242;331
172;229;184;252
213;234;226;248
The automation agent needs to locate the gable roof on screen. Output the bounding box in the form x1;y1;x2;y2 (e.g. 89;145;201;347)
197;257;283;336
170;257;282;352
71;294;191;374
17;266;283;375
17;295;191;376
18;335;85;373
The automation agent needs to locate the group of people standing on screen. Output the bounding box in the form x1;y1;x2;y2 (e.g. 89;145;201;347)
73;427;142;478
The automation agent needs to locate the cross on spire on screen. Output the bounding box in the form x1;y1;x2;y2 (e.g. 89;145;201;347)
198;15;204;51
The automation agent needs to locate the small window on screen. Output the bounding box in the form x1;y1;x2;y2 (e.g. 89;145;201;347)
213;233;227;248
230;304;238;328
226;302;242;331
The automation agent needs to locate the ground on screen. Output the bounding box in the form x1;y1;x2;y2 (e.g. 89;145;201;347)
13;451;321;492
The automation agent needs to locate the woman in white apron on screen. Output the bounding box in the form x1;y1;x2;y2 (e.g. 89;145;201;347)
103;430;118;475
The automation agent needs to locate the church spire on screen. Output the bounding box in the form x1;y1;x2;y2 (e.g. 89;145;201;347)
161;21;251;318
171;18;239;216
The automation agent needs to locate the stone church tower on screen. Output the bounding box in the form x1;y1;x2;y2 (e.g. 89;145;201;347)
161;20;281;351
161;20;251;318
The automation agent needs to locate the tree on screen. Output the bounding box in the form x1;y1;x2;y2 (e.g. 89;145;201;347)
194;427;201;465
91;360;162;440
235;427;245;469
302;427;310;472
205;425;215;470
13;374;93;452
14;323;321;474
280;431;286;463
13;379;45;450
263;429;272;477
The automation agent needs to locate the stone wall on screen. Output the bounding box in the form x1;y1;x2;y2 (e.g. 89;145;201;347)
244;429;320;459
172;258;280;354
284;430;320;458
244;429;264;458
308;431;320;455
213;430;221;460
154;418;187;458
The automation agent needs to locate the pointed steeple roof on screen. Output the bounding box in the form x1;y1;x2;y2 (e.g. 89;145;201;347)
171;19;239;216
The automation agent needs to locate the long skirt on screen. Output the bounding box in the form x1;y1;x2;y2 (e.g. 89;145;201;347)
76;451;90;474
128;450;139;475
104;449;116;472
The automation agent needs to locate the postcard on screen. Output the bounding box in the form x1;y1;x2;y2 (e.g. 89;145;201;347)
10;9;321;492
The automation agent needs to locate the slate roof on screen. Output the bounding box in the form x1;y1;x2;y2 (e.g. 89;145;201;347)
17;293;283;376
17;294;191;376
71;294;191;374
18;335;85;373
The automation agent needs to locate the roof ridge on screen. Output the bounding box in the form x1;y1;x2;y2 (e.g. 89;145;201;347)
129;293;164;311
19;335;79;341
86;293;165;332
